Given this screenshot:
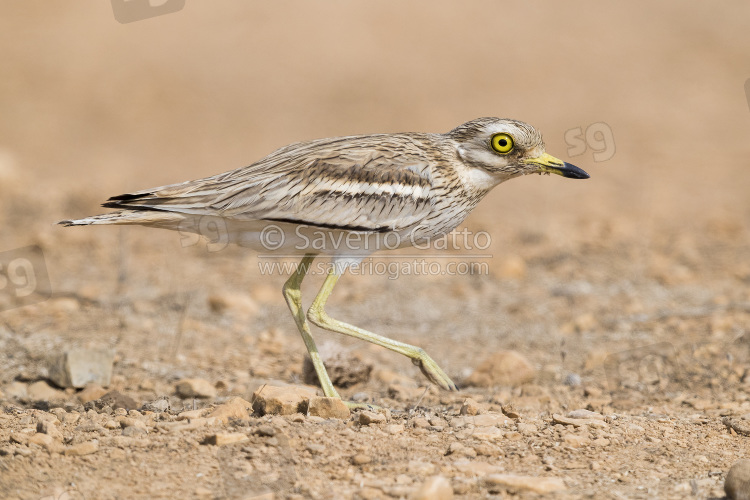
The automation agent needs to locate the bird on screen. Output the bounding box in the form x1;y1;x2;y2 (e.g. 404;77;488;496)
59;117;589;404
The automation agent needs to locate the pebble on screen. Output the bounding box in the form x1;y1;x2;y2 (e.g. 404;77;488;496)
412;417;430;429
92;391;138;411
175;378;217;399
360;410;387;426
553;414;607;428
122;426;147;437
307;396;350;419
64;441;99;456
3;381;27;399
77;384;108;404
725;459;750;500
411;475;453;500
387;424;405;435
563;434;590;448
201;432;249;446
255;425;276;437
351;453;372;465
484;474;566;494
567;409;605;420
48;348;114;389
207;396;252;423
407;461;436;475
141;397;170;413
459;398;482;416
252;385;318;415
464;351;536;387
37;420;63;441
471;412;511;427
26;381;66;401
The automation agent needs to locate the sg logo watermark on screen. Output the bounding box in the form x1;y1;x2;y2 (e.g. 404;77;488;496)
0;246;51;312
565;122;615;162
604;342;680;394
111;0;185;24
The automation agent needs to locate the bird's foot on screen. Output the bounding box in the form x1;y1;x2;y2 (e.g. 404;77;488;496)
411;350;458;391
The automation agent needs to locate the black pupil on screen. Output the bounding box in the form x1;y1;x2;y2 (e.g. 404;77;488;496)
498;139;507;147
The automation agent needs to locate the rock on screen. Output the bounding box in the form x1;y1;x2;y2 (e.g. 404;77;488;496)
553;413;607;428
471;412;510;427
77;383;108;404
563;373;582;387
351;453;372;465
307;396;350;419
408;461;437;475
90;391;138;411
412;417;430;429
255;425;276;437
306;443;326;454
3;381;27;399
207;396;252;423
517;423;538;435
202;432;249;446
28;432;64;453
447;442;477;458
484;474;566;494
122;426;147;437
175;378;217;399
141;397;170;413
460;398;483;416
563;434;590;448
37;420;63;441
411;475;453;500
252;385;318;416
64;441;99;456
567;409;605;420
9;432;29;445
472;426;505;441
387;424;405;435
207;292;258;318
726;459;750;500
464;351;535;387
303;342;373;388
48;348;114;389
359;410;387;425
26;381;66;401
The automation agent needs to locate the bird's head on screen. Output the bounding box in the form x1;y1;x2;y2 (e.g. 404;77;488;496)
448;117;589;182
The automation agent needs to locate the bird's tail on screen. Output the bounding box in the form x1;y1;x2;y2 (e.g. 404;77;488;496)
58;209;185;228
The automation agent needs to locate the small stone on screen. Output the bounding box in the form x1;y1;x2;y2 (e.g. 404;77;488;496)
567;409;605;420
408;461;437;475
563;373;582;386
484;474;566;494
460;398;482;416
351;453;372;465
472;426;504;441
553;413;607;428
252;385;318;416
104;420;120;430
517;423;538;435
464;351;536;387
26;381;66;401
563;434;590;448
93;391;138;411
412;417;430;429
122;426;147;437
77;384;108;404
307;396;350;419
3;381;27;399
141;397;170;413
202;432;249;446
726;459;750;500
387;424;405;435
255;425;276;437
37;420;63;441
302;343;373;388
411;475;453;500
175;379;217;399
28;433;63;453
64;441;99;456
207;396;252;423
471;413;510;427
48;348;114;389
447;442;477;458
10;432;29;445
359;410;387;425
306;443;325;454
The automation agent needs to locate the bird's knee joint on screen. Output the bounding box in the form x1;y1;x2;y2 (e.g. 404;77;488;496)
306;306;326;326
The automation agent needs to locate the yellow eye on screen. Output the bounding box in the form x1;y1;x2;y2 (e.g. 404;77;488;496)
491;133;514;154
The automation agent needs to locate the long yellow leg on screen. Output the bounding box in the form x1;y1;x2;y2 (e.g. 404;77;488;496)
282;255;340;399
306;268;458;391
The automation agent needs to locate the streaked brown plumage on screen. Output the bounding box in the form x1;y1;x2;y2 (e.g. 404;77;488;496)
60;118;589;403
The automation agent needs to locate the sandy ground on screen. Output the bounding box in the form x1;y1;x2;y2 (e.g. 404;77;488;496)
2;2;750;499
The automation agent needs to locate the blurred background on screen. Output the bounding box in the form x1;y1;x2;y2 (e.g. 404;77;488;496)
1;0;749;409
